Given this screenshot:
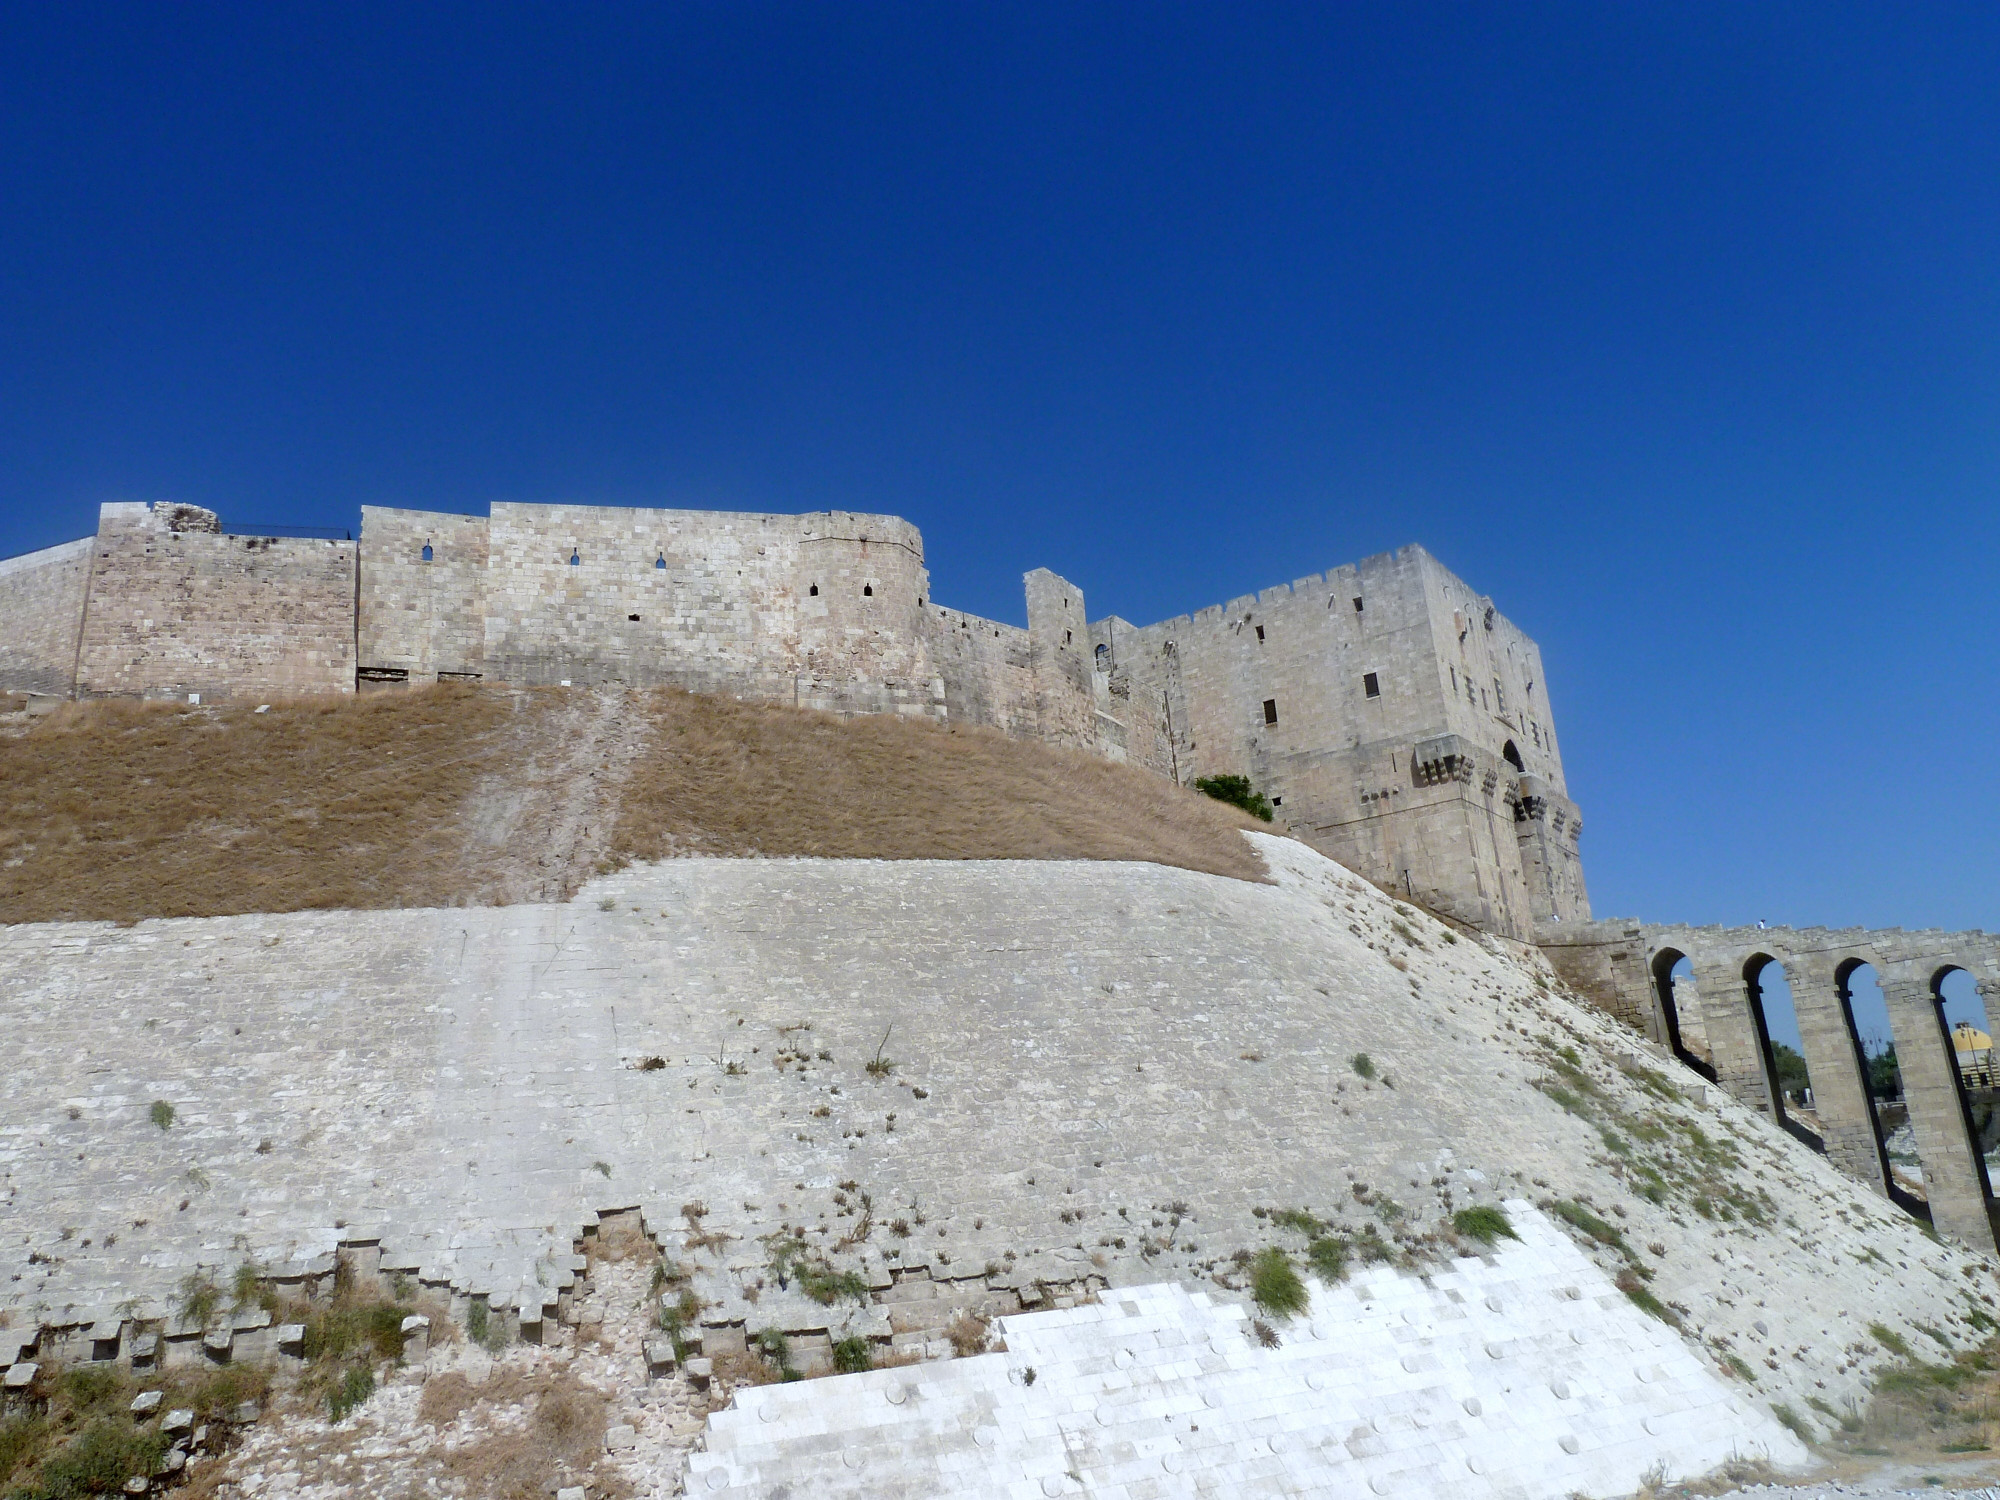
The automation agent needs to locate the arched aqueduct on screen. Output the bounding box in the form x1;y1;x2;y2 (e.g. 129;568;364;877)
1544;920;2000;1252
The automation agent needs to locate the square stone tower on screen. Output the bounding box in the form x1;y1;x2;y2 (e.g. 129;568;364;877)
1090;544;1586;939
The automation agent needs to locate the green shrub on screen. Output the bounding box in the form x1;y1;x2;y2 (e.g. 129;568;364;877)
832;1335;873;1374
1265;1208;1328;1237
12;1419;166;1500
1349;1053;1375;1080
148;1100;175;1130
1249;1247;1308;1318
1192;775;1273;822
1451;1206;1515;1246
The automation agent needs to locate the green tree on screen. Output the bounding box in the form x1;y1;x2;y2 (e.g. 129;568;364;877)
1771;1042;1810;1099
1866;1044;1902;1101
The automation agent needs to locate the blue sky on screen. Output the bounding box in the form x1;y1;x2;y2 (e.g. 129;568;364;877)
5;4;1998;934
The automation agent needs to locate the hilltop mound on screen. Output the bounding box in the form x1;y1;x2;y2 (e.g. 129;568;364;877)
0;685;1264;924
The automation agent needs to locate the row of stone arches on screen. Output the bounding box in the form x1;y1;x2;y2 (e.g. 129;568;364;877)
1650;943;1994;1236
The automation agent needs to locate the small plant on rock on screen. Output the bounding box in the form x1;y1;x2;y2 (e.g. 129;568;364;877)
149;1100;175;1130
866;1024;897;1078
1249;1247;1308;1318
832;1335;873;1374
1349;1053;1375;1080
1451;1206;1516;1247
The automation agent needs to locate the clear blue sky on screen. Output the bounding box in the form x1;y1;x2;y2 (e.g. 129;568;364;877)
5;4;1998;934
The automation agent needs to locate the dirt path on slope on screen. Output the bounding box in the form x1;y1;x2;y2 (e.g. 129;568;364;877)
464;686;654;905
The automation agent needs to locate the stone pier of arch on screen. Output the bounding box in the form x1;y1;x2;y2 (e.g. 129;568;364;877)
1539;919;2000;1255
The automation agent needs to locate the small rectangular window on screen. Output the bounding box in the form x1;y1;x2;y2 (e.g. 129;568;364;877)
1263;698;1278;725
628;613;641;622
1254;625;1264;642
1352;597;1364;612
1363;672;1380;698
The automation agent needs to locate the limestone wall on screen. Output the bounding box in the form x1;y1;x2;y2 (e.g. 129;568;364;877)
921;605;1039;736
73;503;357;702
0;537;90;695
357;506;492;681
1090;545;1585;938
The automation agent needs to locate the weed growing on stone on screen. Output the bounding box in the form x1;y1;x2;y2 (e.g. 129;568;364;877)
1249;1247;1308;1317
832;1335;873;1374
1616;1269;1682;1328
327;1365;376;1422
866;1024;897;1078
752;1328;802;1381
178;1269;222;1327
1771;1403;1812;1443
765;1234;869;1305
1349;1053;1375;1079
1305;1236;1349;1282
148;1099;175;1130
1871;1323;1914;1358
1806;1394;1862;1433
660;1286;702;1362
1450;1206;1516;1246
946;1312;990;1357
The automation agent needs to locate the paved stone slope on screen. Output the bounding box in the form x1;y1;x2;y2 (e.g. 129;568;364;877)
690;1206;1807;1500
1;835;1992;1442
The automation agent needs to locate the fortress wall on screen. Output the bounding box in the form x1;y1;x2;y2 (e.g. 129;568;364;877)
1091;546;1584;937
922;605;1039;735
74;504;357;702
357;506;492;680
0;537;90;696
482;502;801;695
1024;568;1099;749
792;515;942;716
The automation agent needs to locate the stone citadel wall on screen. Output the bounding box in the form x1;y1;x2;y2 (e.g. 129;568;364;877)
2;499;1582;936
1092;545;1586;937
0;537;91;696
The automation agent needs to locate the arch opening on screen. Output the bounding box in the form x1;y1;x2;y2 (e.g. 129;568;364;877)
1651;949;1716;1082
1745;955;1823;1153
1836;960;1929;1220
1502;740;1525;773
1934;966;1998;1205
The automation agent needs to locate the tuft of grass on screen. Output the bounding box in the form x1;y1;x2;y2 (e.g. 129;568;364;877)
1771;1403;1812;1444
1264;1207;1328;1238
591;1160;612;1178
1870;1323;1913;1359
1249;1247;1309;1318
1722;1352;1758;1383
1451;1206;1515;1247
1616;1270;1681;1328
1305;1236;1349;1282
149;1100;175;1130
1349;1053;1375;1080
1805;1395;1860;1433
328;1365;375;1422
178;1269;222;1328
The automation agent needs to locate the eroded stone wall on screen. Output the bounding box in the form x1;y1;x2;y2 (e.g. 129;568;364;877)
73;503;358;702
0;538;90;695
357;506;492;681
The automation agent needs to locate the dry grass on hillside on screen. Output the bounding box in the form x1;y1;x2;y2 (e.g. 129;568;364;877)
610;689;1267;876
0;684;1265;925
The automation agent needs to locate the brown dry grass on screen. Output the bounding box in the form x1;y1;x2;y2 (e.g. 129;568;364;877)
0;683;1266;926
611;689;1268;877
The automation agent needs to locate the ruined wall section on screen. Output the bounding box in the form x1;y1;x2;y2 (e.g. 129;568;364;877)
74;503;357;703
0;538;90;696
357;507;491;682
922;605;1039;736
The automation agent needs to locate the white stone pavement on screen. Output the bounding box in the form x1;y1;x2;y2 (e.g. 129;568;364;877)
690;1203;1807;1499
